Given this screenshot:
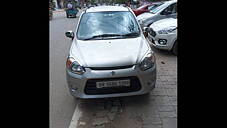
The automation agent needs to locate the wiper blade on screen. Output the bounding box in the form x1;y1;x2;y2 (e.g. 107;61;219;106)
121;32;140;37
83;34;122;40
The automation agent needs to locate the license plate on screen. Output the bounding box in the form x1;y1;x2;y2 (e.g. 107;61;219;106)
96;79;130;88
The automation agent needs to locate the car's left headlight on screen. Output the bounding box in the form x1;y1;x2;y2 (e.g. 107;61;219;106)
158;27;177;34
139;52;155;71
66;57;85;75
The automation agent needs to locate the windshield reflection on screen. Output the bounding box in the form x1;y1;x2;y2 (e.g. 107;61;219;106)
77;11;140;40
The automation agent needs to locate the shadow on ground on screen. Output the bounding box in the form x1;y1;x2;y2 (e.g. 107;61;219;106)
75;93;162;128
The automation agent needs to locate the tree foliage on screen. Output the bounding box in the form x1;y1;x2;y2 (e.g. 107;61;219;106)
90;0;96;4
146;0;164;2
116;0;130;4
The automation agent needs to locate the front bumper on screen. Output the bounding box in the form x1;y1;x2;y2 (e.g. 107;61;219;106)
66;65;156;99
147;32;176;51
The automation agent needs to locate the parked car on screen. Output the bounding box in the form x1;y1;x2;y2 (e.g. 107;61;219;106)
65;6;156;99
132;2;163;16
66;8;78;18
137;0;177;29
147;18;177;55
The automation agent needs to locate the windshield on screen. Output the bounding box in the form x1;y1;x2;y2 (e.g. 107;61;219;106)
77;11;141;40
137;5;147;10
150;2;168;14
148;4;163;11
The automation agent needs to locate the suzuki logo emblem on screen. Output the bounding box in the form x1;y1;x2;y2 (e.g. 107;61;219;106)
111;71;115;76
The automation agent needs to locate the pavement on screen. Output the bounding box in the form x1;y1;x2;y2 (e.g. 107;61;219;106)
50;10;177;128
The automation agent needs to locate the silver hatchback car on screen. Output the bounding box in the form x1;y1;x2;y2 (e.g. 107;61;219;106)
65;6;156;99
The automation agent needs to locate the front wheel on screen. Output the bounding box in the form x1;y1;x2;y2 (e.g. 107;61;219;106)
73;96;80;101
172;40;177;55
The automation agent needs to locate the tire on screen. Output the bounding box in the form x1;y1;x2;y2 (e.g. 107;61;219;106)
73;96;80;101
66;11;69;18
172;40;177;55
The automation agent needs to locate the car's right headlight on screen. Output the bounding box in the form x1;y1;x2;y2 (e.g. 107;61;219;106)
158;27;177;34
66;57;85;75
139;52;155;71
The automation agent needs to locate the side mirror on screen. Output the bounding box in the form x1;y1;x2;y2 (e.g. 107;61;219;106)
65;31;74;39
143;27;149;33
142;27;149;37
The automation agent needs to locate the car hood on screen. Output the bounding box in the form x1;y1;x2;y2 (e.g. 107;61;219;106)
136;12;155;21
69;36;150;67
150;18;177;31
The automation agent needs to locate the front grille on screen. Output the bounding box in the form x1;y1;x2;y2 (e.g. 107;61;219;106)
84;76;141;95
149;28;156;37
89;65;133;70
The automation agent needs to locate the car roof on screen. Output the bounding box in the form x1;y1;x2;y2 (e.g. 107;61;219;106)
86;6;129;13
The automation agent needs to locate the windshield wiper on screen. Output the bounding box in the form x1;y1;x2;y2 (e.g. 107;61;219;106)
121;32;140;37
83;34;122;40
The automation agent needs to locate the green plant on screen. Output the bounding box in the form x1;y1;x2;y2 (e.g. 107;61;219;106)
116;0;129;4
90;0;95;4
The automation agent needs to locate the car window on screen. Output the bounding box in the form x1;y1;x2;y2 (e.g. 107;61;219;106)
163;3;176;14
148;4;161;11
172;3;177;13
77;11;140;40
150;2;168;14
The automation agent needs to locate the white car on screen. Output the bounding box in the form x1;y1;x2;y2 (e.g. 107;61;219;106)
137;0;177;28
65;6;157;99
147;18;177;55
